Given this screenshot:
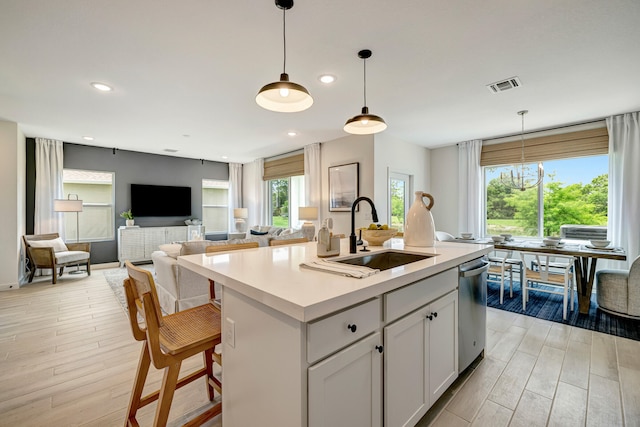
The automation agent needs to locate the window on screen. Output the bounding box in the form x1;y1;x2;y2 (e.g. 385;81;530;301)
269;175;305;228
484;155;608;237
62;169;114;242
389;172;412;232
202;180;229;234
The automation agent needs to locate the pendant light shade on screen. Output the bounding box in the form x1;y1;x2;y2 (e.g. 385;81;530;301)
344;49;387;135
256;0;313;113
500;110;544;191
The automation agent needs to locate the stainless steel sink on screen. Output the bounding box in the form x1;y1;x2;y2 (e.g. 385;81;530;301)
334;250;434;271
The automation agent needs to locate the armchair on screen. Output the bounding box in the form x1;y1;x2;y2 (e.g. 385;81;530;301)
595;255;640;318
23;233;91;284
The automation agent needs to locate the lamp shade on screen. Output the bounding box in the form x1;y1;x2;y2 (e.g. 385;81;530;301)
233;208;248;219
344;106;388;135
298;206;318;221
53;199;83;212
256;73;313;113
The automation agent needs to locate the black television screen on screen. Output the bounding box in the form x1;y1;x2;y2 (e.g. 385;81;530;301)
131;184;191;217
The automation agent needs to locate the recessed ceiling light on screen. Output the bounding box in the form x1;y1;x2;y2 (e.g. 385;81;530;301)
319;74;336;84
91;82;113;92
82;136;94;141
221;156;228;160
287;131;297;137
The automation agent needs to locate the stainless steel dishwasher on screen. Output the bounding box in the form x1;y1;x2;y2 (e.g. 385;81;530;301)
458;257;489;372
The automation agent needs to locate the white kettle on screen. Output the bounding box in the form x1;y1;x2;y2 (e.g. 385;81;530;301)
403;191;436;247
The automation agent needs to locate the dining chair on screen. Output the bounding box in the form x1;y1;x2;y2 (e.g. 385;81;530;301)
595;255;640;318
487;250;515;304
520;252;575;320
123;261;222;427
435;231;456;241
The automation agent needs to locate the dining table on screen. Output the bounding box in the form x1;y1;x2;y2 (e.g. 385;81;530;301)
493;240;627;314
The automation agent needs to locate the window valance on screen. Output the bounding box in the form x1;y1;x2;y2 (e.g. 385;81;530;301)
480;127;609;167
263;153;305;180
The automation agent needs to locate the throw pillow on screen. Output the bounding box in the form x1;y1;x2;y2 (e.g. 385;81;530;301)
250;230;268;236
29;237;69;253
158;243;181;259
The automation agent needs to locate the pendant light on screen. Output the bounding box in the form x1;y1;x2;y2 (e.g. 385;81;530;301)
500;110;544;191
256;0;313;113
344;49;387;135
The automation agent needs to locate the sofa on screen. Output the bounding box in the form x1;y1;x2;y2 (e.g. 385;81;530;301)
152;226;303;314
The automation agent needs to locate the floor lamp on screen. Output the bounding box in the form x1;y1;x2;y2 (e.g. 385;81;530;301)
53;194;83;274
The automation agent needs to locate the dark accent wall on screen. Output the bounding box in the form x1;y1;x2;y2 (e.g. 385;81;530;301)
25;139;229;264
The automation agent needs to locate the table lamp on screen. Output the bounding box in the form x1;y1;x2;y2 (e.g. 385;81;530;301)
299;206;318;241
233;208;249;233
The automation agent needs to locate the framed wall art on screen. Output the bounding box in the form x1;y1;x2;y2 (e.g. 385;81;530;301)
329;162;359;212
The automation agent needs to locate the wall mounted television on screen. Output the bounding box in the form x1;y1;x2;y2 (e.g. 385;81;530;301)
131;184;192;217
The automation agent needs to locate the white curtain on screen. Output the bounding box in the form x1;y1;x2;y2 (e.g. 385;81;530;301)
35;138;64;236
228;163;243;231
458;140;483;237
249;158;269;226
304;143;322;220
607;111;640;269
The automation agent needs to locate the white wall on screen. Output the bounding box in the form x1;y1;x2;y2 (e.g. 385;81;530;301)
429;145;459;236
373;134;431;226
0;121;26;289
320;134;375;236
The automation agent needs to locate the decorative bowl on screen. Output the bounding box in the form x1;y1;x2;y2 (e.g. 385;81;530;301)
545;236;562;241
543;238;560;247
499;233;512;240
460;232;473;239
360;228;398;246
590;239;611;248
491;235;505;243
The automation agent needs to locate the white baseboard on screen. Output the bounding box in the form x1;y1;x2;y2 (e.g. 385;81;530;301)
0;282;19;291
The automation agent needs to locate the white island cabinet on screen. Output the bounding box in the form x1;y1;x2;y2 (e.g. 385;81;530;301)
178;239;492;427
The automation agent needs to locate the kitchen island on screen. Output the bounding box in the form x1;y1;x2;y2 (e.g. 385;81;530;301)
179;238;492;427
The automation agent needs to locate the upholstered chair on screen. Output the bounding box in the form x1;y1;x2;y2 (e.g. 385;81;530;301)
595;255;640;318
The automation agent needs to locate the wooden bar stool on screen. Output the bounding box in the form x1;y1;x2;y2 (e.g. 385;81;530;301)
123;261;222;427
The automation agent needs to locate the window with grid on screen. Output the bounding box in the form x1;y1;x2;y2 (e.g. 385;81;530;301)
62;169;115;242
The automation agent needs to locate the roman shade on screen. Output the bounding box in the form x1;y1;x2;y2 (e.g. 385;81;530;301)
480;127;609;167
263;153;304;180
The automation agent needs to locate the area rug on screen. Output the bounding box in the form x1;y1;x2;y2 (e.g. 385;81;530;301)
103;265;155;311
487;279;640;341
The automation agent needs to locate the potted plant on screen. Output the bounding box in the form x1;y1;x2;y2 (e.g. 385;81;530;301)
120;209;135;226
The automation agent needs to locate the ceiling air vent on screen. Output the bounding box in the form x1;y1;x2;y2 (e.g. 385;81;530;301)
486;76;522;94
163;148;179;153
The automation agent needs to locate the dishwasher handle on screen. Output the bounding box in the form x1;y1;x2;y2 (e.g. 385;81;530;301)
459;261;489;278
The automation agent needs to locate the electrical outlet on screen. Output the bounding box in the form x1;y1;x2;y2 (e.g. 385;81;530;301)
225;317;235;348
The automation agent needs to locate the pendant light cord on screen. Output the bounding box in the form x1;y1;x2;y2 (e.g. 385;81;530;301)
363;57;367;107
282;7;287;74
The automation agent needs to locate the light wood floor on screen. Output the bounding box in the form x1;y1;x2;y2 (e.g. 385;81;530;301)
0;269;220;427
1;270;638;426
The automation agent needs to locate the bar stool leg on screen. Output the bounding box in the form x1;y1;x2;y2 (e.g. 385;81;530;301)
125;342;151;427
154;362;182;426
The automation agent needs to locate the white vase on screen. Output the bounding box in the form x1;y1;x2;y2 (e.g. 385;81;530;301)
403;191;436;247
126;219;135;227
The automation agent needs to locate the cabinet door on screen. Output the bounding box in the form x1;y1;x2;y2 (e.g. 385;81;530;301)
384;306;429;427
119;228;145;263
144;228;166;258
166;226;188;243
308;332;382;427
428;290;458;405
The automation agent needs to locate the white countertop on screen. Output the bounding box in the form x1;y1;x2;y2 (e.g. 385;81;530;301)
178;238;492;322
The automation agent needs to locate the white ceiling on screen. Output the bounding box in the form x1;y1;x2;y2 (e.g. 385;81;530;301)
1;0;639;164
